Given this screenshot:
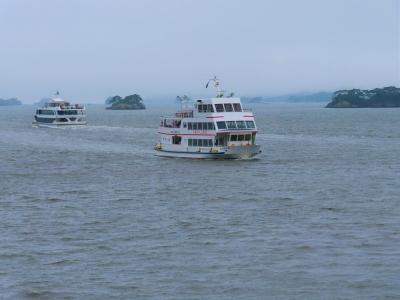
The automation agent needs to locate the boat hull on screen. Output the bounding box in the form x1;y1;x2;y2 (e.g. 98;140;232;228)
155;145;261;159
32;121;87;128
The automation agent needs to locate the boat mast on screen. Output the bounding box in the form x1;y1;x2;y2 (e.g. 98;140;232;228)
206;76;224;97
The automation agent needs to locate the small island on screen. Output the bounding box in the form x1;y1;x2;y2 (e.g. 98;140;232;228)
105;94;146;110
326;86;400;108
0;98;22;106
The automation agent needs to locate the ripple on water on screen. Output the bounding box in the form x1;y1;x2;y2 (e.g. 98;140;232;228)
1;105;400;299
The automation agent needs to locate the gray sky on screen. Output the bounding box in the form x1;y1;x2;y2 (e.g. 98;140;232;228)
0;0;399;103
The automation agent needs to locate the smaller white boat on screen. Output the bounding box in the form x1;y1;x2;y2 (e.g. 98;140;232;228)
33;92;87;127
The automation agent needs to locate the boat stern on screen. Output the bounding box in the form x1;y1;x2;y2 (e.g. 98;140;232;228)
224;144;261;159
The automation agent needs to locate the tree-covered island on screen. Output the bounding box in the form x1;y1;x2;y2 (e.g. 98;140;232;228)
105;94;146;110
0;98;22;106
326;87;400;108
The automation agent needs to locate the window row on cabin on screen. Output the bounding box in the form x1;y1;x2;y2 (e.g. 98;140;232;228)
57;110;83;115
197;103;242;113
230;134;252;142
188;139;214;147
36;109;82;115
214;103;242;113
162;119;181;128
36;109;55;115
197;104;214;113
216;120;255;130
34;116;54;123
185;122;215;130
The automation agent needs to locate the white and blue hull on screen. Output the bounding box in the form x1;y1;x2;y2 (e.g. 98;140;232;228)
155;145;261;159
32;121;87;128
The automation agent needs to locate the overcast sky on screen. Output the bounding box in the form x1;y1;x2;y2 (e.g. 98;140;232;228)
0;0;399;103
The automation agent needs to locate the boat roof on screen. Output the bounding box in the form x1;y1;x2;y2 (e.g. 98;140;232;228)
195;97;241;104
49;97;69;103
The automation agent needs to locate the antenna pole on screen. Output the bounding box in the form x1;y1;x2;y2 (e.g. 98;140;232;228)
206;76;224;97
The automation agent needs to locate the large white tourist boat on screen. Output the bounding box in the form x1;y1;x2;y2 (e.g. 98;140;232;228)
154;77;261;159
33;92;86;127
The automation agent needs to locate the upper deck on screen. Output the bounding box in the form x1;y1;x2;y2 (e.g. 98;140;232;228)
36;97;85;116
160;97;256;132
163;97;251;118
45;99;85;110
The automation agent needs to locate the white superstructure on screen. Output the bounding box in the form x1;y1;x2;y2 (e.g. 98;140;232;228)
154;78;261;159
33;92;86;127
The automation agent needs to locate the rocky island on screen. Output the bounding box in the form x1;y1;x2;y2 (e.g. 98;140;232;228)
326;87;400;108
105;94;146;110
0;98;22;106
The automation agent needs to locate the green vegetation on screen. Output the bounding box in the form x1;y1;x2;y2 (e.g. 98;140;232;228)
326;87;400;108
0;98;22;106
105;94;146;110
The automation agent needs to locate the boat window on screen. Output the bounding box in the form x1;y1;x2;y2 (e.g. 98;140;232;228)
238;135;244;141
188;139;213;147
230;135;238;141
39;110;55;115
233;103;242;112
215;104;224;112
35;117;54;123
216;135;225;146
245;121;255;128
245;134;251;141
172;136;182;145
186;122;215;130
236;121;246;129
198;104;214;113
224;103;233;112
227;121;237;129
62;110;76;115
216;121;227;129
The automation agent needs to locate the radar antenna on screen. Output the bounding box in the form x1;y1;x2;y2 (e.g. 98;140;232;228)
205;76;224;97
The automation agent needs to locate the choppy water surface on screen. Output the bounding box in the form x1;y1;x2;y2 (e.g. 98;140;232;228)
1;104;399;299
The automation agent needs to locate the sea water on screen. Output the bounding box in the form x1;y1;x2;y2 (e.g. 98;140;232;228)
0;104;399;299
